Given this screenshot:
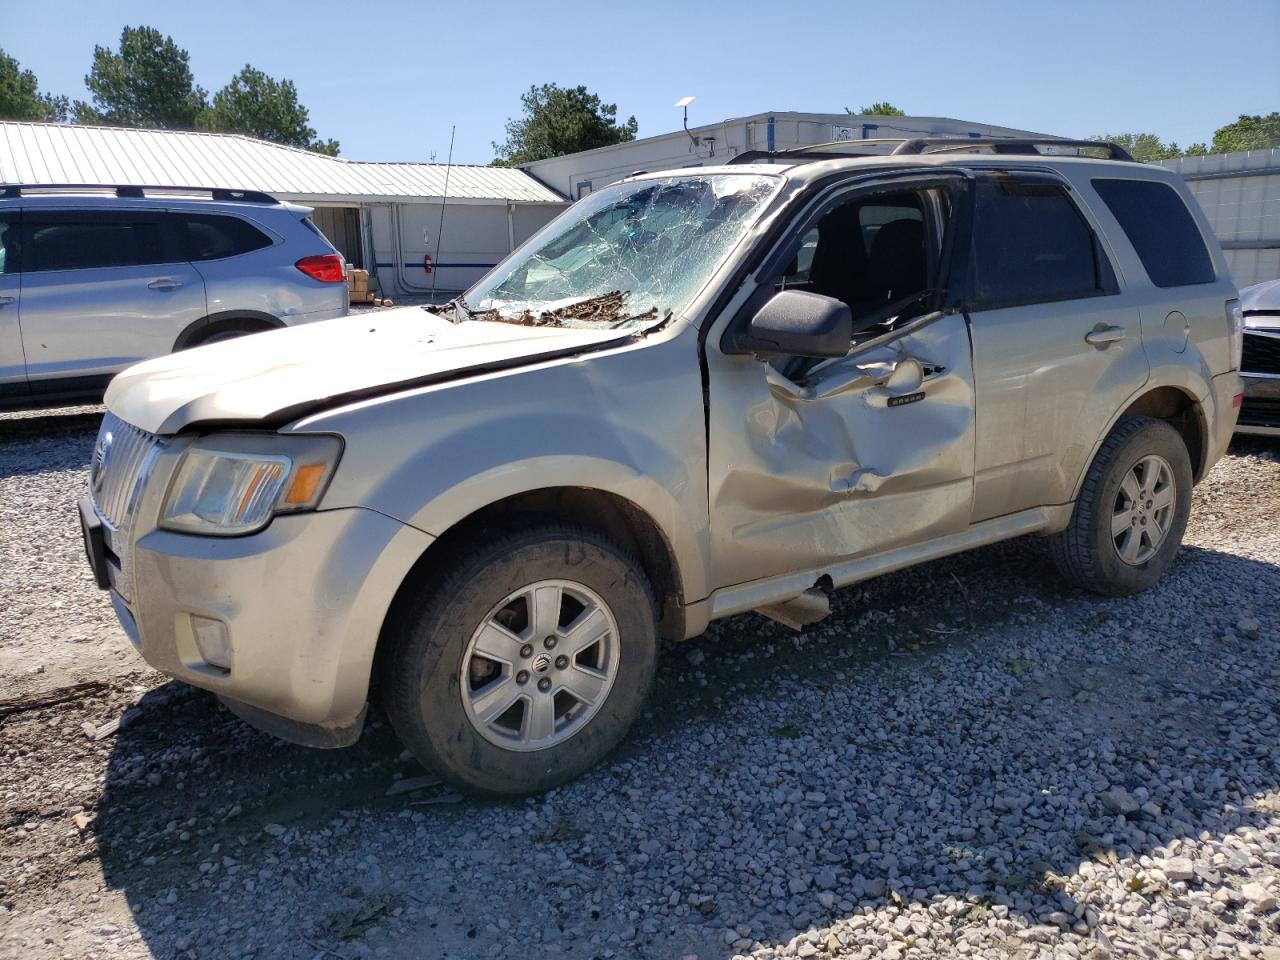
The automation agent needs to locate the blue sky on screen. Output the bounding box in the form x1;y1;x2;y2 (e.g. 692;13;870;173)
4;0;1277;165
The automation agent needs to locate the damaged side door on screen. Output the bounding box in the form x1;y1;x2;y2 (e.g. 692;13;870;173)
705;172;978;590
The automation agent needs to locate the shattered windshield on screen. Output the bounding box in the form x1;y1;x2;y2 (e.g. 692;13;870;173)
463;173;780;329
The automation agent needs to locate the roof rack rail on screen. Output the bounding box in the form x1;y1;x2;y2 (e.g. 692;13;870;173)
0;183;280;204
891;138;1135;161
728;137;907;166
728;136;1135;166
729;148;882;165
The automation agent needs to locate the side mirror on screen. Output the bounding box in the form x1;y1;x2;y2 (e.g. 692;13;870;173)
727;289;852;359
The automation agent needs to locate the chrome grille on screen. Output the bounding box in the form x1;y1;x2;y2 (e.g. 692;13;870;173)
1243;329;1280;376
89;413;163;529
88;413;165;603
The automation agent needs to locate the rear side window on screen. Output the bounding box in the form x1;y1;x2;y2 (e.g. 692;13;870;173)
969;179;1116;310
179;214;273;261
25;212;164;272
1090;178;1215;288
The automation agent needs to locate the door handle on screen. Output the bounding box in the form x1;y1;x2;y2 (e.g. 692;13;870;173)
1085;325;1126;346
0;296;14;306
147;278;184;291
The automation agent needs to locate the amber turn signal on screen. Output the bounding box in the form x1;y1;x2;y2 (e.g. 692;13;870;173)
286;463;329;504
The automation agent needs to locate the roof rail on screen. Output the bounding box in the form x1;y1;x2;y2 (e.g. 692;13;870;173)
891;138;1135;161
728;137;907;166
729;149;879;165
0;183;280;204
728;136;1136;166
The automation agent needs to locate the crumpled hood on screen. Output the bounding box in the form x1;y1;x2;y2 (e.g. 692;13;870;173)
105;307;629;435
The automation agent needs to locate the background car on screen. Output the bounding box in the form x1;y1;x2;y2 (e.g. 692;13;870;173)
0;184;348;409
1238;277;1280;436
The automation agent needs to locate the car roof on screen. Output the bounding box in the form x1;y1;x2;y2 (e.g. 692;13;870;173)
0;187;308;217
625;151;1179;190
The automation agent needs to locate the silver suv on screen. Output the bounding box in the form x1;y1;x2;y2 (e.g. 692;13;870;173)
79;140;1244;796
0;184;348;408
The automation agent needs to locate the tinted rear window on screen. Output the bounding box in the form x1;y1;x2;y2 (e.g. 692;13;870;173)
26;213;164;272
1091;179;1215;288
970;179;1115;309
179;214;273;260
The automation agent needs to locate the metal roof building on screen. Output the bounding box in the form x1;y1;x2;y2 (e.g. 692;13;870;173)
521;111;1052;200
0;122;568;296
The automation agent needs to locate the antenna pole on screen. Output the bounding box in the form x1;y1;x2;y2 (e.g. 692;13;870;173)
431;125;456;300
683;105;698;151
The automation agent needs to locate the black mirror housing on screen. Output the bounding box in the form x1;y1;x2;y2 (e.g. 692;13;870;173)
728;289;853;358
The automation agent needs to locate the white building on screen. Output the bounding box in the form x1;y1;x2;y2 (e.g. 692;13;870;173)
523;112;1280;288
521;110;1051;199
0;122;568;296
4;117;1274;296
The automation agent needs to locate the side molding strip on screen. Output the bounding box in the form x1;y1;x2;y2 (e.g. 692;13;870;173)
704;505;1073;622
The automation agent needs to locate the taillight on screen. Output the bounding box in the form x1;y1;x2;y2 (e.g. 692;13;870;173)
1226;299;1243;370
295;254;346;283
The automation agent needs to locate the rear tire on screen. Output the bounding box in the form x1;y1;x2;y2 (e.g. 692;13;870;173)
183;319;274;348
382;524;658;797
1050;416;1193;596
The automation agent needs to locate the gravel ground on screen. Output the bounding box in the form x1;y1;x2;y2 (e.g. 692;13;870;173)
1;407;1277;960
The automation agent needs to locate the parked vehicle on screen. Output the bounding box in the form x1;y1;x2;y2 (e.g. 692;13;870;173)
1237;277;1280;435
0;184;348;408
79;139;1243;796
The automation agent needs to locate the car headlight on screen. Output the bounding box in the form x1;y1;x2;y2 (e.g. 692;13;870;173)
160;434;342;536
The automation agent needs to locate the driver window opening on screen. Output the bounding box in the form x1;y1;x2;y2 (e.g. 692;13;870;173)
775;190;941;340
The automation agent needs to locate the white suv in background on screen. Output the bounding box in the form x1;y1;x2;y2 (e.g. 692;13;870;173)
0;184;349;409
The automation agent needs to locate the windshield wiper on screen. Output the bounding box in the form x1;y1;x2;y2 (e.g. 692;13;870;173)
421;297;472;324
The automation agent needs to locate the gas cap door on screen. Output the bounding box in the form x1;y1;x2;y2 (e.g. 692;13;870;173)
1166;310;1190;354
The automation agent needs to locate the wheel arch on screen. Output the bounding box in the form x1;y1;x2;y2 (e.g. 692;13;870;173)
1117;385;1210;482
1070;382;1211;506
379;486;688;654
173;309;284;350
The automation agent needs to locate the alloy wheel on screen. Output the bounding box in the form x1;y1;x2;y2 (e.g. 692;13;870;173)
1111;454;1176;565
459;579;620;752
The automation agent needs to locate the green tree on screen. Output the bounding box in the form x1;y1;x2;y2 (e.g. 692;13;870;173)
201;66;338;155
853;101;906;116
492;83;637;165
1209;113;1280;153
1093;132;1186;163
79;26;206;128
0;48;68;121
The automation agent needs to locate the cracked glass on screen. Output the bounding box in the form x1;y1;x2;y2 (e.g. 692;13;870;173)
463;174;781;330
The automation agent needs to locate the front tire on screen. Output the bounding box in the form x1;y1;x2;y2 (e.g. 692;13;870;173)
383;525;658;796
1050;416;1193;596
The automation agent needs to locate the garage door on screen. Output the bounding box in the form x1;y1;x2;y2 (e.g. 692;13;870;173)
309;207;362;268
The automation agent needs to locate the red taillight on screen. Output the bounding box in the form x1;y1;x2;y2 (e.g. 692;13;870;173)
1233;392;1244;409
295;254;345;283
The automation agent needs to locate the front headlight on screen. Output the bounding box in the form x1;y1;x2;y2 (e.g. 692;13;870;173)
160;434;342;536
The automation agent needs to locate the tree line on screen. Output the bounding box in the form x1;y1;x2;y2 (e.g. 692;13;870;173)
3;35;1276;165
0;26;338;155
1094;119;1280;162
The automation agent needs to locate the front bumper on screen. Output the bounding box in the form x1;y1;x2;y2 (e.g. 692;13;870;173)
1237;373;1280;436
86;499;433;737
